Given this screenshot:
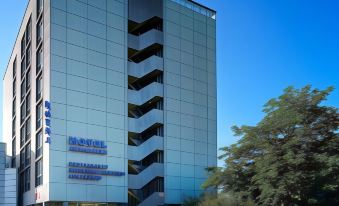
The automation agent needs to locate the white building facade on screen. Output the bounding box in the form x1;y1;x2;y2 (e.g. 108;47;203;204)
2;0;216;205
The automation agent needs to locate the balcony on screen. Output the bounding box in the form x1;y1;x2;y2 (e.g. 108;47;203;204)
128;29;163;51
128;55;163;79
128;109;163;133
128;163;164;189
128;136;164;161
128;82;163;106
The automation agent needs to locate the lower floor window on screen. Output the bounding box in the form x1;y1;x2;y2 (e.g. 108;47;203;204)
36;131;43;158
20;152;31;193
35;159;43;186
24;168;30;192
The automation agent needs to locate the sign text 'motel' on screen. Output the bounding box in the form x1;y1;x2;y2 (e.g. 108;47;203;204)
69;136;107;155
68;137;125;180
44;101;51;144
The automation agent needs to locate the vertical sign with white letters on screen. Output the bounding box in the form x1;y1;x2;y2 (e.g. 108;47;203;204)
44;101;51;144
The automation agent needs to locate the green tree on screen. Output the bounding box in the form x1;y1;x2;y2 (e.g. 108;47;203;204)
183;193;255;206
203;86;339;206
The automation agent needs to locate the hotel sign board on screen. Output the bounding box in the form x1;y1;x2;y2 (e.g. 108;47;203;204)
67;136;125;180
68;136;107;155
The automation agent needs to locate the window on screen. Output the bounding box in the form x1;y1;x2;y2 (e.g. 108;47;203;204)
19;172;24;195
12;117;16;137
21;57;26;79
26;93;31;116
35;159;43;187
20;125;25;147
37;0;43;16
37;48;43;73
36;131;43;158
36;75;42;100
25;118;31;142
12;99;16;117
21;34;26;57
24;168;31;192
20;148;25;168
26;19;31;45
21;79;26;101
37;20;43;44
20;101;26;123
26;69;31;91
13;79;16;97
36;103;43;129
12;138;16;156
26;45;31;67
25;143;31;167
13;58;17;78
12;138;16;167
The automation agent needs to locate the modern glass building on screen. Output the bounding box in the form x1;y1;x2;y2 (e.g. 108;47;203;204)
2;0;217;205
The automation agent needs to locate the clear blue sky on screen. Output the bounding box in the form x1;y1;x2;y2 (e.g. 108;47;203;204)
0;1;338;153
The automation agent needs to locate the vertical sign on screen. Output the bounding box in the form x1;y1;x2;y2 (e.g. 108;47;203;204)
44;101;51;144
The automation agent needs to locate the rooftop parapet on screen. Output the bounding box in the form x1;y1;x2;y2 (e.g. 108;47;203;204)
170;0;216;19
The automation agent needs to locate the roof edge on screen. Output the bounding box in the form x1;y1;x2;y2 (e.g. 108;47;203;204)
3;0;31;80
188;0;216;13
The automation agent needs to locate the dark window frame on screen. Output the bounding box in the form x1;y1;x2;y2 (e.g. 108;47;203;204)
21;57;26;79
35;159;43;187
37;19;43;45
20;148;25;168
20;124;25;147
20;100;26;124
25;143;31;167
12;117;16;137
26;69;31;91
25;118;31;142
12;138;16;157
37;0;43;17
36;131;43;158
36;102;43;130
13;79;16;97
36;47;43;74
21;78;26;101
12;98;16;117
21;34;26;57
26;44;31;67
24;168;31;192
13;57;17;78
26;93;31;117
11;137;16;167
26;18;32;46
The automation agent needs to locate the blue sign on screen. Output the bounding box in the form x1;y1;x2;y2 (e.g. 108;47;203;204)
69;174;101;180
69;162;108;169
67;137;124;181
68;161;125;181
68;136;107;155
44;101;51;144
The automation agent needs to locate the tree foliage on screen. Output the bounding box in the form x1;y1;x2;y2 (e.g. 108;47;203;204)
203;86;339;206
183;193;255;206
